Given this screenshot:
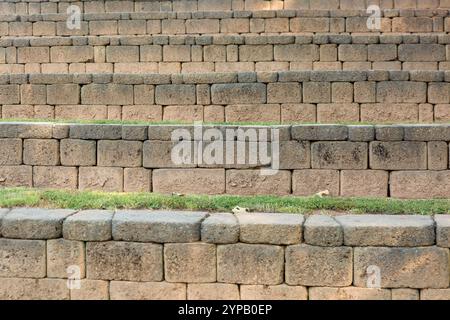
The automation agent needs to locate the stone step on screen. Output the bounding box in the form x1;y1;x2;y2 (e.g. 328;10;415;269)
0;71;449;123
1;34;449;74
2;0;450;15
1;10;449;37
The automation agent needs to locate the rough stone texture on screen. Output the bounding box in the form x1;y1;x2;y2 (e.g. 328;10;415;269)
309;287;391;300
187;283;240;300
201;213;239;244
0;139;22;165
63;210;114;241
211;83;266;104
392;289;420;300
155;84;196;105
354;247;449;289
335;215;435;247
0;166;32;188
164;243;216;283
292;169;340;196
1;208;74;239
0;239;46;278
23;139;59;166
241;285;308;300
110;281;186;300
79;167;123;192
60;139;96;166
217;243;284;285
421;289;450;300
226;170;291;196
340;170;389;197
370;142;427;170
81;84;133;105
124;168;151;192
70;280;109;300
0;278;69;300
47;239;85;279
86;241;163;282
112;210;207;243
97;140;143;167
390;171;450;199
311;142;368;169
435;215;450;248
304;215;343;246
33;166;78;190
286;245;353;286
237;212;304;245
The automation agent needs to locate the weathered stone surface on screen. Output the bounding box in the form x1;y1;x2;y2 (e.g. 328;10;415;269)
312;142;368;169
0;139;22;165
286;245;353;286
279;140;310;169
33;166;78;190
403;125;450;141
201;213;239;244
390;171;450;199
0;278;69;300
241;284;308;300
377;81;427;103
187;283;240;300
0;209;9;236
81;84;133;105
304;215;343;246
211;83;266;104
1;208;74;239
292;125;347;141
217;243;284;285
70;124;122;140
420;289;450;300
155;84;196;105
226;170;291;195
47;239;85;279
97;140;143;167
164;243;216;283
292;169;340;196
392;289;419;300
63;210;114;241
0;165;32;188
340;170;389;197
354;247;449;288
336;215;435;247
237;212;303;245
435;215;450;248
309;287;391;300
110;281;186;300
143;140;196;168
0;123;53;139
60;139;96;166
70;280;109;300
370;142;427;170
23;139;59;166
78;167;123;192
124;168;151;192
112;210;207;243
86;241;163;282
0;239;46;278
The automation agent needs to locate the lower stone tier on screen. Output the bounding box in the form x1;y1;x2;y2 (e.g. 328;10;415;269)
0;209;449;300
1;122;450;198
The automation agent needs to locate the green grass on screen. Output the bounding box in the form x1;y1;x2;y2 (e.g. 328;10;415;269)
0;187;449;215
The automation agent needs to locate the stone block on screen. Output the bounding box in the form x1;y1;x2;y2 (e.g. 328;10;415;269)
309;287;391;300
241;284;308;300
187;283;240;300
97;140;143;167
390;171;450;199
291;125;347;141
0;165;32;188
124;168;151;192
226;170;291;196
428;141;448;170
0;278;69;300
292;169;340;196
201;213;239;244
47;239;85;279
60;139;96;166
110;281;186;300
81;84;134;105
370;142;427;170
211;83;266;104
0;85;20;104
0;239;46;278
20;84;47;105
435;215;450;248
63;210;114;242
377;81;427;103
70;280;109;300
311;142;368;169
78;167;123;192
0;139;22;165
47;84;80;105
155;84;196;105
303;82;331;103
340;170;389;197
304;215;343;246
69;124;122;140
33;166;78;190
267;83;302;103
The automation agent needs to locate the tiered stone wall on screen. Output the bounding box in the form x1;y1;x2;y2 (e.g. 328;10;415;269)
1;0;450;15
0;208;449;300
0;122;449;198
0;71;449;122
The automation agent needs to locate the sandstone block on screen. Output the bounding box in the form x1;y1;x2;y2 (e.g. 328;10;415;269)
428;141;448;170
392;289;420;300
241;284;307;300
340;170;389;197
0;239;46;278
303;82;331;103
50;46;93;63
110;281;186;300
428;83;450;104
267;82;301;103
20;84;47;105
81;84;133;105
279;140;310;170
97;140;142;167
435;215;450;248
69;124;122;140
237;212;304;245
33;166;78;190
292;169;340;196
60;139;96;166
390;171;450;199
370;142;427;170
291;125;347;141
112;210;207;243
124;168;151;192
309;287;391;300
211;83;266;104
286;245;353;286
187;283;239;300
217;243;284;285
377;81;427;103
274;44;319;61
47;84;80;105
47;239;85;279
106;46;139;62
304;215;343;247
63;210;114;242
164;243;216;283
201;213;239;244
312;142;368;169
78;167;123;192
155;84;196;105
86;241;163;281
0;165;32;188
0;278;69;300
421;289;450;300
0;139;22;165
226;170;291;196
0;85;19;104
70;280;109;300
398;44;445;62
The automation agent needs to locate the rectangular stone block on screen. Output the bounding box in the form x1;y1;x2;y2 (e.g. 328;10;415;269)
354;247;449;288
312;142;368;169
23;139;59;166
188;283;240;300
0;165;32;188
217;243;284;285
153;169;225;195
33;166;78;190
267;83;302;103
201;213;239;244
292;169;340;196
106;46;139;62
47;239;85;279
63;210;114;242
286;245;353;286
124;168;151;192
435;215;450;248
69;124;122;140
0;278;69;300
340;170;389;197
304;215;343;247
0;139;22;165
18;47;49;63
50;46;93;63
370;141;427;170
398;44;445;62
86;241;163;281
428;83;450;104
110;281;186;300
211;83;266;104
377;81;427;103
241;284;307;300
309;287;391;300
237;212;303;245
164;243;216;283
240;45;273;62
47;84;80;105
143;140;195;168
226;170;291;196
20;84;47;105
112;210;206;243
97;140;142;167
390;171;450;199
0;85;20;104
78;167;123;192
291;125;347;141
60;139;96;166
303;82;331;103
428;141;448;170
81;84;134;105
70;280;109;300
155;84;196;105
336;215;435;247
0;239;46;278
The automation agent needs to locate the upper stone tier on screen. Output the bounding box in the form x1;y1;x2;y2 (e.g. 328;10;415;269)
1;0;450;14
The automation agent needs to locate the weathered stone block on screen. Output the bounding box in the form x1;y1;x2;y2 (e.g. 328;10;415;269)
237;212;303;245
421;289;450;300
0;85;19;104
312;142;368;169
0;139;22;165
69;124;122;140
0;239;46;278
70;280;109;300
303;82;331;103
81;84;133;105
47;239;85;279
188;283;240;300
0;278;69;300
124;168;151;192
97;140;142;167
377;81;427;103
60;139;96;166
392;289;419;300
336;215;435;247
226;170;291;195
110;281;186;300
390;171;450;199
1;208;74;239
217;243;284;285
267;82;302;104
155;84;196;105
354;247;449;288
0;165;32;188
50;46;93;62
435;215;450;248
241;284;308;300
428;141;448;170
63;210;114;242
33;166;78;190
78;167;123;192
279;140;310;170
291;125;347;141
292;169;340;196
211;83;266;104
86;241;163;281
370;142;427;170
309;287;391;300
398;44;446;62
112;210;207;243
285;245;353;286
47;84;80;105
201;213;239;244
304;215;343;247
20;84;47;105
164;243;216;283
340;170;389;197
